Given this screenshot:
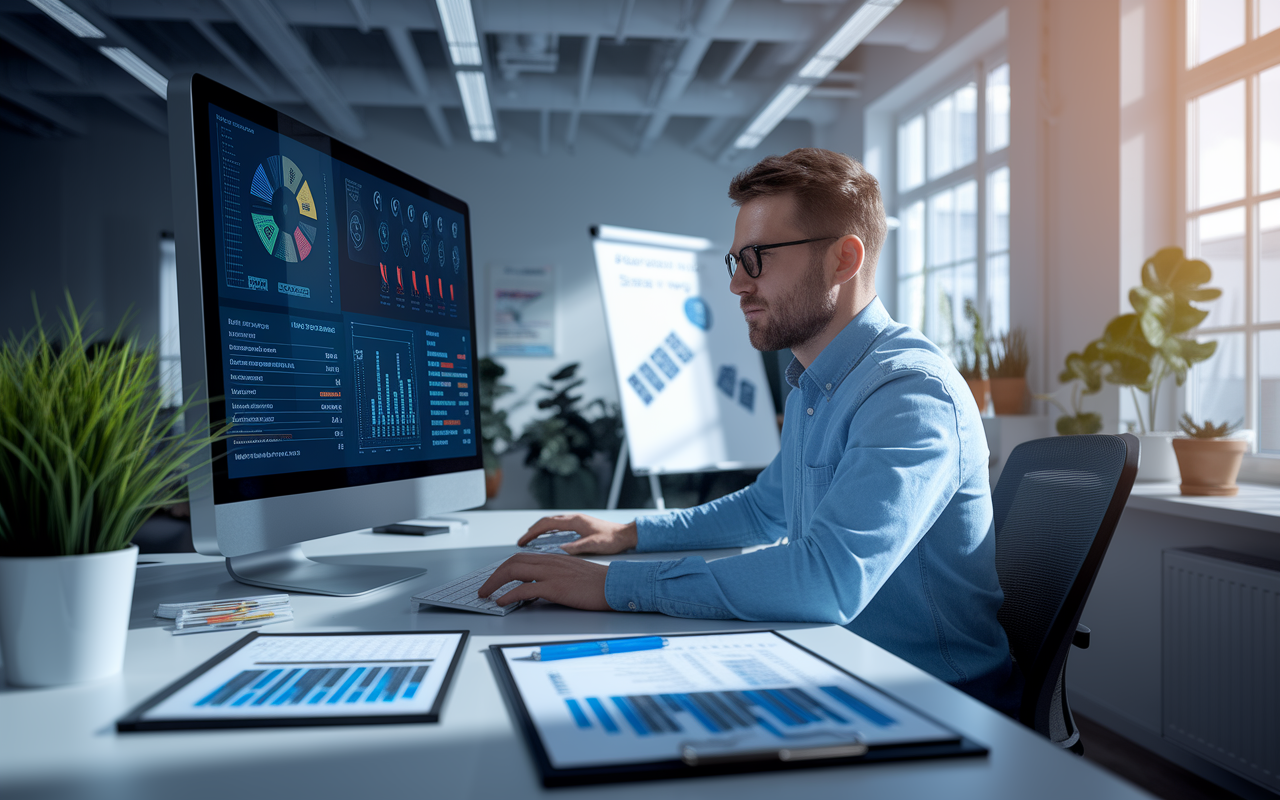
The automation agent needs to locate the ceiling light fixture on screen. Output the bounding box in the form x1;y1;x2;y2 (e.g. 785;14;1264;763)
98;46;168;98
27;0;105;38
455;71;495;142
435;0;483;66
734;0;901;152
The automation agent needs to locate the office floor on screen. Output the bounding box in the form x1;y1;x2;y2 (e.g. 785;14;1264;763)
1075;714;1243;800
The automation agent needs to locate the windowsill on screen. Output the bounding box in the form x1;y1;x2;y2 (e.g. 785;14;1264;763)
1126;482;1280;533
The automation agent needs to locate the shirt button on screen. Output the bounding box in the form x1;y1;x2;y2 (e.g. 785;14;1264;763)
628;602;637;610
825;383;832;390
807;407;814;415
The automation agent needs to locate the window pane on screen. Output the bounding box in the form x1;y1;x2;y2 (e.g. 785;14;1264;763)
1261;199;1280;324
900;200;925;275
987;254;1010;336
1262;330;1280;453
898;114;925;191
987;63;1010;152
1189;0;1245;66
1191;331;1245;433
955;84;977;169
1192;80;1245;209
1189;208;1246;327
926;268;956;347
899;273;925;331
1262;0;1280;36
928;188;955;267
955;181;977;261
1261;65;1280;195
928;95;954;179
988;167;1010;253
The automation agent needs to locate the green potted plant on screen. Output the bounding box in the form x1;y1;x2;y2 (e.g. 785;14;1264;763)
947;298;988;413
1172;415;1248;496
988;328;1029;415
477;357;514;499
518;363;622;509
1036;342;1106;435
0;301;223;687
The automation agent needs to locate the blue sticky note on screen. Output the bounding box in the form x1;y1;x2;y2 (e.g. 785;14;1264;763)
628;374;653;405
717;365;737;398
651;347;680;379
738;379;756;412
665;332;694;362
639;363;665;392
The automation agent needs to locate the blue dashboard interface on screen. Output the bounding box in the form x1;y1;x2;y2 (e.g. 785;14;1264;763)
207;105;476;480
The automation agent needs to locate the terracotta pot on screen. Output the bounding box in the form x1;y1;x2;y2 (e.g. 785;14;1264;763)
965;378;989;413
484;468;503;499
1172;437;1247;496
990;377;1027;415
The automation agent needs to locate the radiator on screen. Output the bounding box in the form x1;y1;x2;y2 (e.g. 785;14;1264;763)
1162;547;1280;793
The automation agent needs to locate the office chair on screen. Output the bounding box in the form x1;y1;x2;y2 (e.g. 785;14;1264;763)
991;433;1139;755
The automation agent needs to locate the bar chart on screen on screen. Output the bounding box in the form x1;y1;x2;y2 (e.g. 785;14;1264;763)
351;321;421;451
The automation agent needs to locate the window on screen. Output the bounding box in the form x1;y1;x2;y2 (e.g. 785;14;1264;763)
159;234;182;409
896;59;1010;350
1181;1;1280;455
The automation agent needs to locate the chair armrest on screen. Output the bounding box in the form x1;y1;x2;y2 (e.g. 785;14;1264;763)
1072;624;1091;649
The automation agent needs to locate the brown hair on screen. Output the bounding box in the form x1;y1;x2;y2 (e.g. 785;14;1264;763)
728;148;887;276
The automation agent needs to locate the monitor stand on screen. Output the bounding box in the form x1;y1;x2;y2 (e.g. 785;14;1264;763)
225;544;426;597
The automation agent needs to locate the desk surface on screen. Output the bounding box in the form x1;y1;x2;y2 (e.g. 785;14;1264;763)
0;510;1151;799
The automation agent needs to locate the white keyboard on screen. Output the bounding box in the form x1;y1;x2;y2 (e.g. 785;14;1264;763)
411;557;528;616
409;533;582;616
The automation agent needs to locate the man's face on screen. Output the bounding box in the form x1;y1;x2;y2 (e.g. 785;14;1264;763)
729;194;838;352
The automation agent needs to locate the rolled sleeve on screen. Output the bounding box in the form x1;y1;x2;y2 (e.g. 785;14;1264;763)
604;560;660;611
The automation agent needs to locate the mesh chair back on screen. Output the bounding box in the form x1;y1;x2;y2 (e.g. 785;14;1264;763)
991;433;1138;745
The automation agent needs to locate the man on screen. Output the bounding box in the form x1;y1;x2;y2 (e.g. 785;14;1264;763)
479;148;1015;710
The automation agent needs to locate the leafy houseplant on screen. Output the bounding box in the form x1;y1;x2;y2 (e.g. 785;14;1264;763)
988;328;1029;415
1040;342;1106;435
0;301;224;686
1172;414;1247;496
477;357;514;499
518;363;622;510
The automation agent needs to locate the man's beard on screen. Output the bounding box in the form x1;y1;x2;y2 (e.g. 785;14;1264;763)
743;257;837;352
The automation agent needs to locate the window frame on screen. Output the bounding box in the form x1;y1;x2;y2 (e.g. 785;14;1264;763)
894;49;1010;348
1178;0;1280;461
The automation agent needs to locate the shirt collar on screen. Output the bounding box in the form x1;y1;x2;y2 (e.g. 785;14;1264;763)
784;296;892;398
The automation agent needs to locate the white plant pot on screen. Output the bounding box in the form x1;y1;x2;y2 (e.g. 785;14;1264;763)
1134;432;1180;482
0;545;138;687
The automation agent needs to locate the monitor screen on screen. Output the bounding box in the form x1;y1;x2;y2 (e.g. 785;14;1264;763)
191;82;481;506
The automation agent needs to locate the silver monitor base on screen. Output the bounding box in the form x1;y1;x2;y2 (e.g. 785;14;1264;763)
225;544;425;597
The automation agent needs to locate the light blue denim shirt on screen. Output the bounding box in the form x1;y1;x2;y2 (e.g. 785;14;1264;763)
604;297;1015;709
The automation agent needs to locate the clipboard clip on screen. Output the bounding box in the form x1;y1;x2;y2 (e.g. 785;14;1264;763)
680;738;868;767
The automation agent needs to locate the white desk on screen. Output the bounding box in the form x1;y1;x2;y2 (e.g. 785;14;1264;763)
0;510;1151;799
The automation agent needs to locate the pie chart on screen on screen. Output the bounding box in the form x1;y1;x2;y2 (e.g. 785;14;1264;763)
248;154;318;263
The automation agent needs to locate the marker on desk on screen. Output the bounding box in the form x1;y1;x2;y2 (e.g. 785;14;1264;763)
533;636;667;661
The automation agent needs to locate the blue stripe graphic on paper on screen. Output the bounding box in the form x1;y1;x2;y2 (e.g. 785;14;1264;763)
611;696;649;735
586;697;618;733
232;693;254;707
651;347;679;379
366;668;394;702
664;332;693;362
638;363;664;392
765;689;819;722
820;686;896;727
253;668;300;705
742;690;802;726
403;665;428;699
565;699;591;728
673;693;720;733
717;365;737;397
253;669;282;689
328;667;365;704
627;374;653;405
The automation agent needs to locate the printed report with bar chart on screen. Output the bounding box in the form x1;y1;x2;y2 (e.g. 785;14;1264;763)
492;631;980;784
118;632;467;730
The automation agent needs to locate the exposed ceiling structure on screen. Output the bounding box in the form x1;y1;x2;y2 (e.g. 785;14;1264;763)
0;0;946;158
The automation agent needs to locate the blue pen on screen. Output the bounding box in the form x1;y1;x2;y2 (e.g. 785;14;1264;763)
534;636;668;661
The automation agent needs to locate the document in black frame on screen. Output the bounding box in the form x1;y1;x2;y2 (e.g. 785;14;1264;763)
118;630;468;731
490;630;986;787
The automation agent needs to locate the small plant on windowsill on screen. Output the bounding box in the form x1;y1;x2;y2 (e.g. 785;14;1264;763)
1172;414;1249;497
988;328;1030;414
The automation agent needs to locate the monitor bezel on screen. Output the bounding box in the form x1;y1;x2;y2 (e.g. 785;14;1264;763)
188;73;483;506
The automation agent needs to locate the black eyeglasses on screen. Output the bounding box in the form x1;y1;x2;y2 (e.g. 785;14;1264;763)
724;237;839;278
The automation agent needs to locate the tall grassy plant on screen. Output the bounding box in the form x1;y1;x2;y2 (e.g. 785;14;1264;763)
0;301;225;556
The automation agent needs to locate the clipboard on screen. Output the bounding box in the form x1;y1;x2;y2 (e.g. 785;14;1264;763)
489;630;986;787
118;630;468;731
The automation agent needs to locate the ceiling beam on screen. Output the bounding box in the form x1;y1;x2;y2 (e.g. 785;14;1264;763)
614;0;635;44
219;0;364;139
565;32;597;150
716;38;754;85
191;18;274;99
346;0;371;33
637;0;734;152
384;25;451;147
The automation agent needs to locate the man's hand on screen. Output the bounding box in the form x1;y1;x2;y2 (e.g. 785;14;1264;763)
477;553;611;610
517;513;638;555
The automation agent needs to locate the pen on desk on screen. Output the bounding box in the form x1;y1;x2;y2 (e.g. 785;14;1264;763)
533;636;667;661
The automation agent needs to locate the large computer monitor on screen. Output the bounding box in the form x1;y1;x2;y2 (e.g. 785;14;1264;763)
168;74;485;596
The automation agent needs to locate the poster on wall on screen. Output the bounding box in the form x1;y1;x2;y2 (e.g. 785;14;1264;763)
490;265;555;357
592;228;779;475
